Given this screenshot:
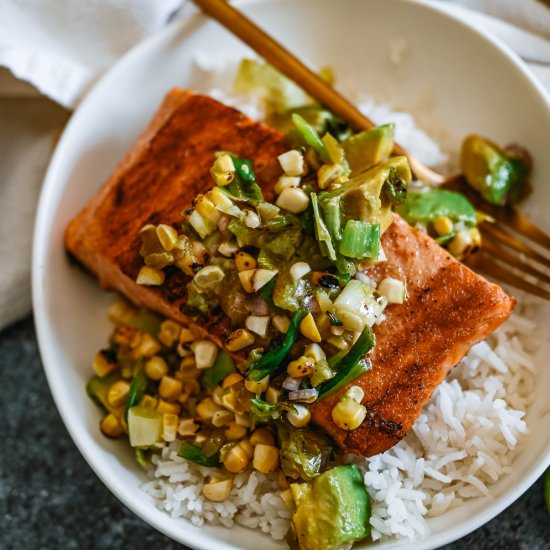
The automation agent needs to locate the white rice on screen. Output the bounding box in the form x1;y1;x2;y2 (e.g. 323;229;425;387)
140;57;541;544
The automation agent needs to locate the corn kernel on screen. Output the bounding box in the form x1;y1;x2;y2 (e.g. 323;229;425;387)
275;175;300;195
225;329;255;352
244;210;261;229
212;385;224;406
194;340;218;369
300;313;322;343
253;444;279;473
107;380;130;408
93;349;117;378
265;386;281;405
112;325;142;348
272;315;290;334
212;409;235;427
145;356;168;381
178;418;199;436
203;478;233;502
235;413;251;427
193;265;225;289
194;432;208;445
250;428;275;447
470;227;482;248
278;150;304;176
196;397;223;419
244;375;270;394
157;320;182;347
221;392;237;413
290;261;311;281
140;394;158;410
245;315;270;337
278;471;290;490
287;404;311;428
162;413;179;442
100;413;124;438
448;229;473;258
156;224;178;251
218;241;239;257
377;277;406;305
279;488;293;508
240;439;254;459
276;187;309;214
345;385;365;403
253;269;278;292
304;343;326;362
317;163;344;189
235;251;257;272
223;441;251;473
179;328;195;344
224;421;247;441
222;373;244;389
156;399;181;415
331;396;366;430
433;216;454;236
135;333;162;357
238;269;256;293
159;376;182;402
107;298;137;325
136;266;165;286
287;356;315;378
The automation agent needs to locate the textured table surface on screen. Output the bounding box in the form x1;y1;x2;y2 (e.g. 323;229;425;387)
1;316;549;550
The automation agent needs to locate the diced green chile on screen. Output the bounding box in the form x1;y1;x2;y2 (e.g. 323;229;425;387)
250;398;295;423
203;350;236;388
291;113;330;162
248;310;306;381
396;188;477;226
178;444;221;467
317;325;375;400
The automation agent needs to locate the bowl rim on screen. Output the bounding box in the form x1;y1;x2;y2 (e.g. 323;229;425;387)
32;1;550;549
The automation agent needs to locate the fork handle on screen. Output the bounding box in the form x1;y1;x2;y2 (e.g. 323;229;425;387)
192;0;445;184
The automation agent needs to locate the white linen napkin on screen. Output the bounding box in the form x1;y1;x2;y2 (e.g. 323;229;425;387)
0;0;549;331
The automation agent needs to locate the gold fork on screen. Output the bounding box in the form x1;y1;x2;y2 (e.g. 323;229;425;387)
192;0;550;300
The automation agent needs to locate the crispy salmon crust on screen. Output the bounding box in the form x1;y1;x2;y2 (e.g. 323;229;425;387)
66;89;515;457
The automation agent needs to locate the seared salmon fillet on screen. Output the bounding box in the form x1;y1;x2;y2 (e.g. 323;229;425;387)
309;215;515;456
66;89;515;457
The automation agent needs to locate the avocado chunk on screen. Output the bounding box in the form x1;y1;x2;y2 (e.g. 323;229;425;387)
460;134;529;205
342;124;395;174
289;464;371;550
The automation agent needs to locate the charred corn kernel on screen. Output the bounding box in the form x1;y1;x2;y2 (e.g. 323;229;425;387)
193;265;225;289
235;251;257;272
275;175;300;195
245;315;270;337
221;392;237;413
265;385;281;405
253;444;279;473
135;333;162;357
332;396;367;430
223;441;251;473
433;216;454;236
179;328;195;344
136;265;165;286
178;418;199;436
156;224;178;251
299;313;322;343
140;394;158;410
161;413;179;442
279;488;293;508
272;315;290;334
253;269;278;292
194;340;218;369
159;376;182;402
448;229;473;258
290;261;311;281
93;349;117;378
100;413;124;438
377;277;406;305
212;409;234;427
287;404;311;428
276;187;309;214
235;413;251;427
211;385;224;406
210;153;235;186
222;372;244;389
157;320;182;347
244;375;270;394
107;380;130;408
238;269;256;293
304;343;326;362
317;163;344;190
194;432;208;445
345;386;365;403
287;356;315;378
156;399;181;415
145;356;168;381
278;150;304;176
203;478;233;502
225;328;255;352
250;428;275;447
244;210;261;229
218;241;239;257
196;397;223;419
224;421;247;441
111;326;141;348
278;471;290;490
470;227;482;248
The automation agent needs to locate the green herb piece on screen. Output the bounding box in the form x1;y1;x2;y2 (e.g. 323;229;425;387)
396;188;477;227
248;310;306;381
292;113;330;162
317;326;375;400
250;398;295;424
135;448;149;469
339;220;380;259
178;444;221;467
383;166;408;204
203;350;236;389
311;193;337;261
124;366;147;421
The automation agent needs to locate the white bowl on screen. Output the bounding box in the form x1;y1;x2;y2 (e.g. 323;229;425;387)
32;0;550;548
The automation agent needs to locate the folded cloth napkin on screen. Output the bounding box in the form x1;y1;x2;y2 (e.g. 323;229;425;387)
0;0;549;332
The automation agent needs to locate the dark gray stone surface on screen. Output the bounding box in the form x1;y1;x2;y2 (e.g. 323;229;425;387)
1;316;549;550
